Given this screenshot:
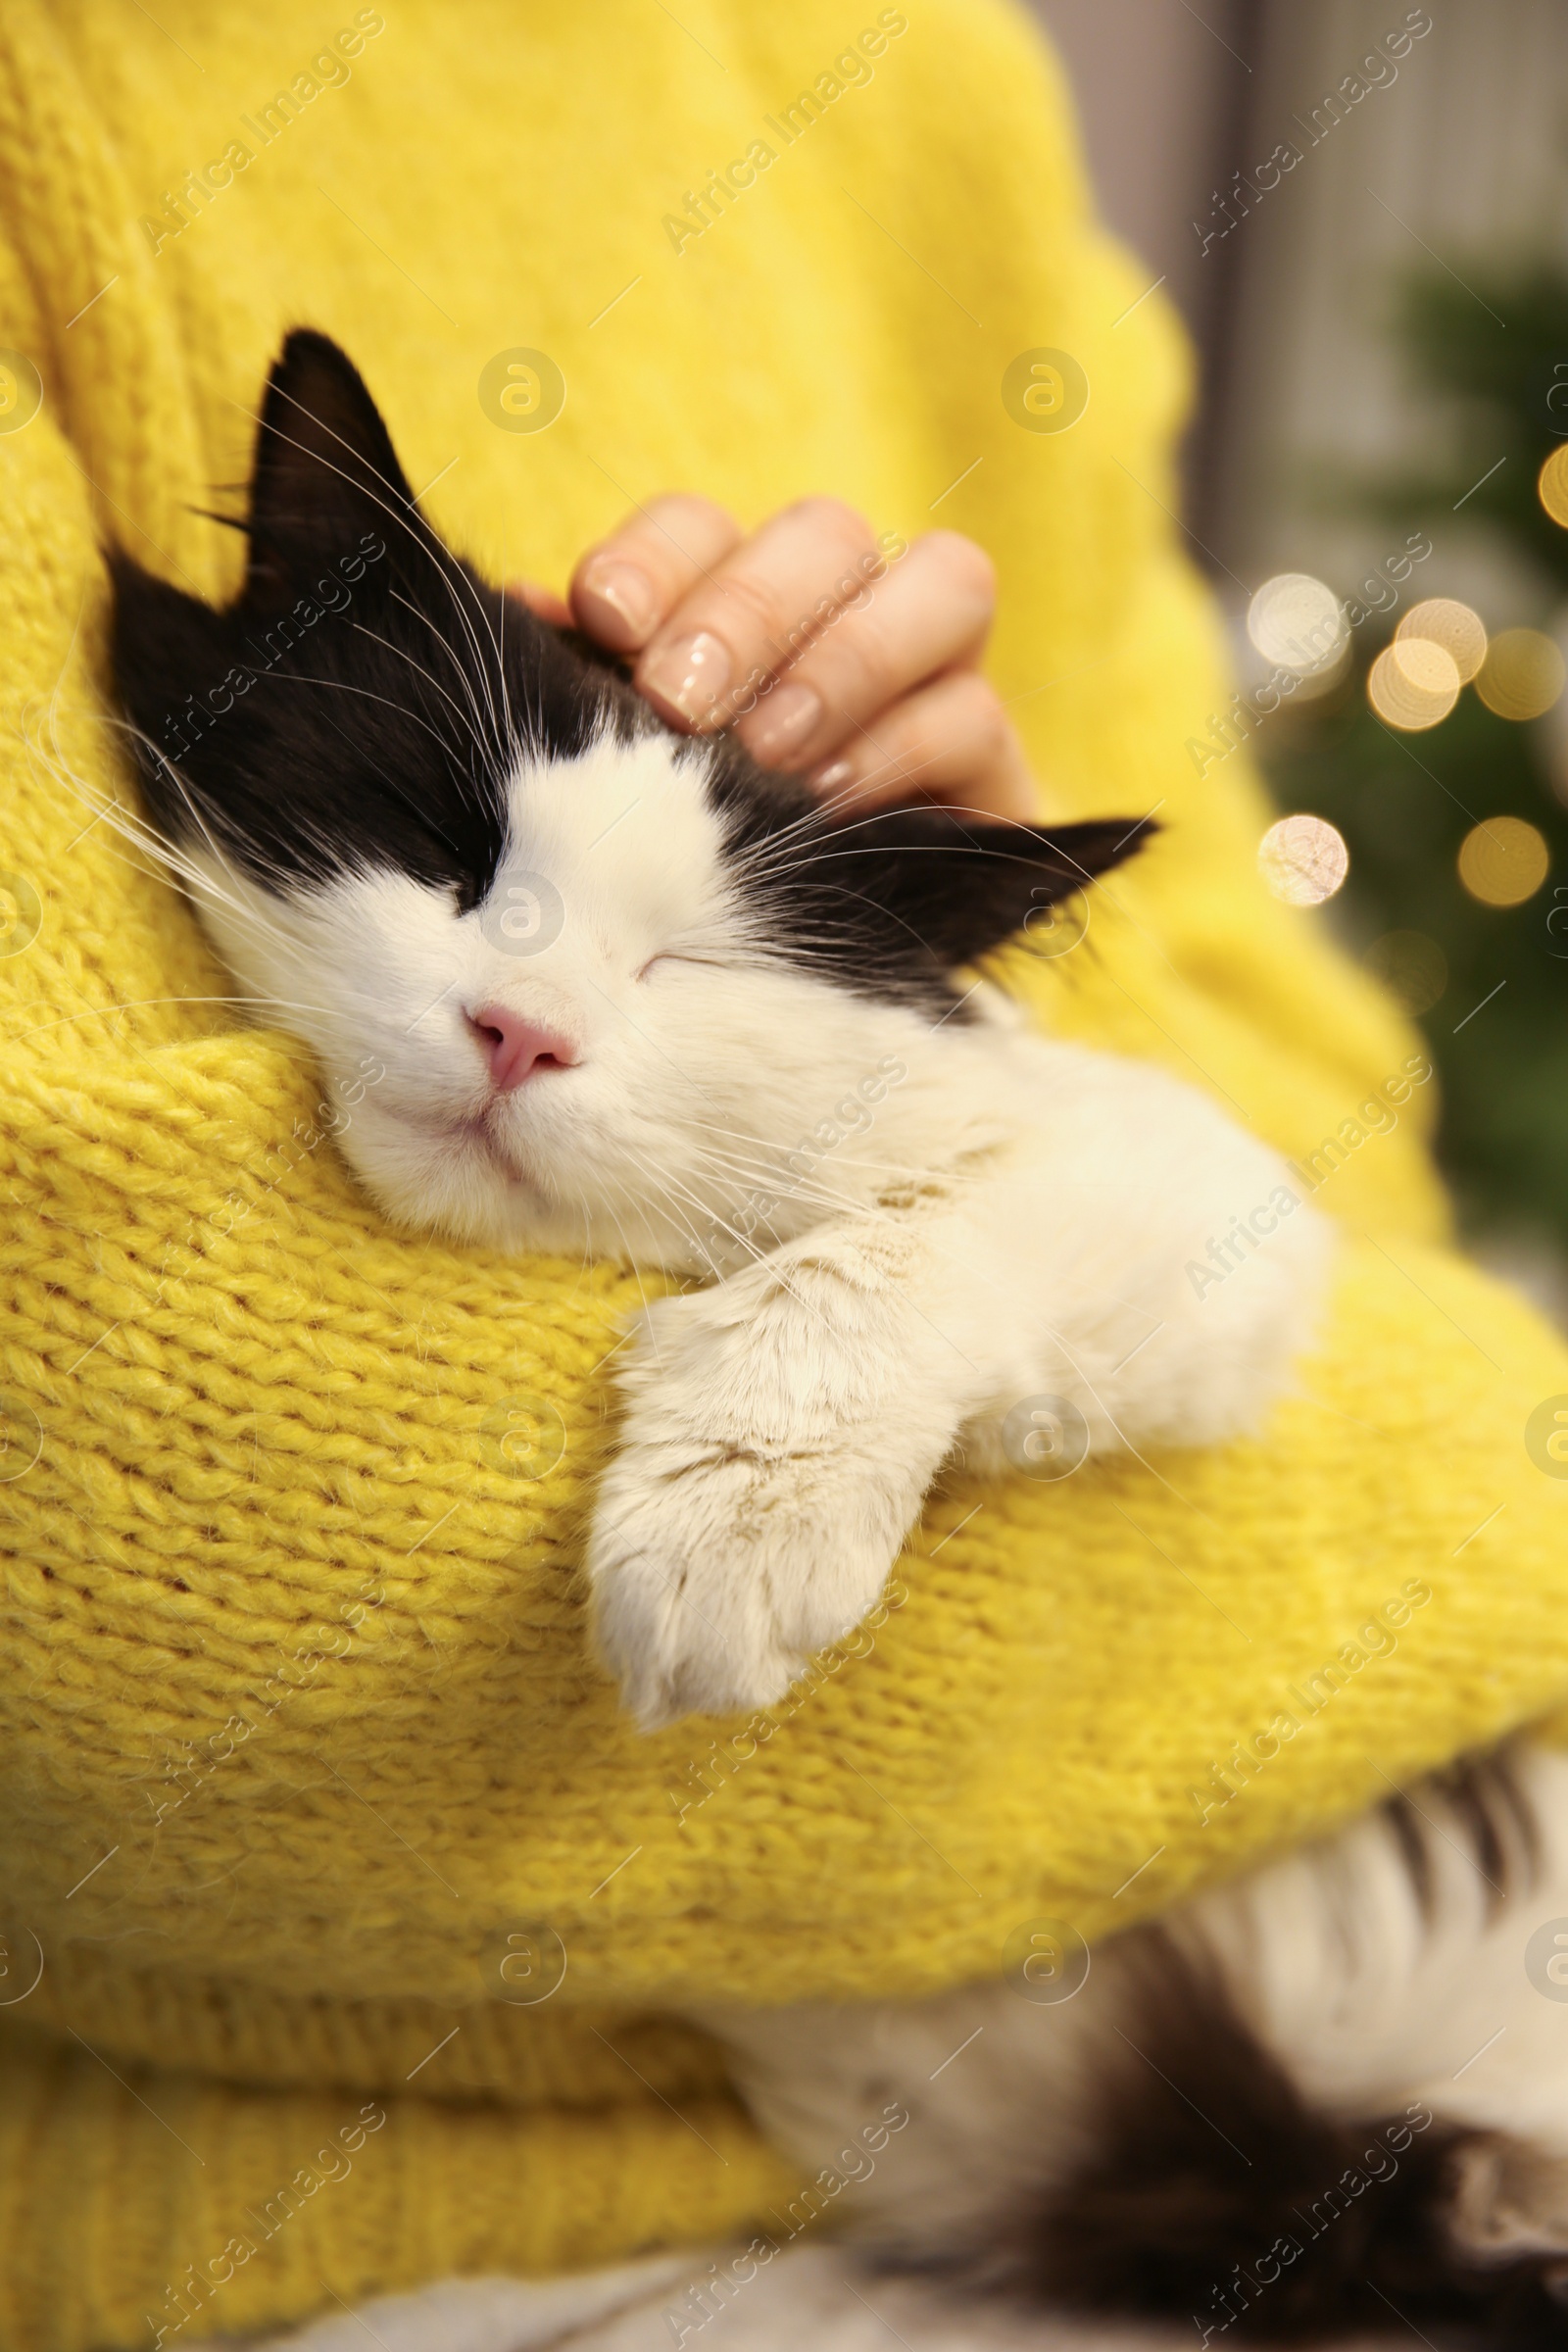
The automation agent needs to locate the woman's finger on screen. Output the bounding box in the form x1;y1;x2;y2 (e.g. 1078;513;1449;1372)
734;530;995;771
807;669;1039;822
568;493;744;652
507;579;574;626
634;498;884;732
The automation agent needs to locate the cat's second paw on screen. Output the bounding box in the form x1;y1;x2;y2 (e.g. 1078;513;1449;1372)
587;1428;912;1730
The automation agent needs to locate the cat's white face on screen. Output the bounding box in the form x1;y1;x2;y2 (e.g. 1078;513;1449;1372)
191;727;930;1270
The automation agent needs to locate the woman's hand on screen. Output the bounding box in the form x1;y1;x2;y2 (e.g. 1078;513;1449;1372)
513;493;1038;820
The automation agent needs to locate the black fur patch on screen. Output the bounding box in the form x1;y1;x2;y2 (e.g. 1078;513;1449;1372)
1384;1748;1540;1926
714;760;1153;1015
975;1935;1568;2348
110;328;1151;1008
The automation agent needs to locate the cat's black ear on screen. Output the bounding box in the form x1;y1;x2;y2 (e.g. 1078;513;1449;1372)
243;329;427;612
803;808;1154;974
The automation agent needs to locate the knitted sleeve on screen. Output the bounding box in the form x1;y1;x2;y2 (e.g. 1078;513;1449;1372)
0;8;1562;2347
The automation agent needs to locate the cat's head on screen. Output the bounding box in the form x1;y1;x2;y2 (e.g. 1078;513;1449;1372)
110;329;1151;1267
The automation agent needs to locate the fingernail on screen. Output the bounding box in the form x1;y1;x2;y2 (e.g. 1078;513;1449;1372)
809;758;857;796
641;630;732;725
579;560;658;640
747;681;823;762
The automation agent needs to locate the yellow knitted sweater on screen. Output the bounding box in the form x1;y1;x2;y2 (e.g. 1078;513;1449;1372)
2;3;1568;2346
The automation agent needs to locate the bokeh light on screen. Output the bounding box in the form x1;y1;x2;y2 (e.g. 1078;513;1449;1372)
1395;598;1488;683
1457;815;1550;906
1247;573;1348;674
1363;930;1448;1014
1540;446;1568;529
1367;638;1460;730
1476;628;1566;720
1258;813;1348;906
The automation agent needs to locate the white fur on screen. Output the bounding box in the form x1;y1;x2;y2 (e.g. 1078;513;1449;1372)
187;2261;690;2352
190;726;1330;1725
204;2247;1186;2350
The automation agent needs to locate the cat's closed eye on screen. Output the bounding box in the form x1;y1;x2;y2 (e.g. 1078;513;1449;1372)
636;953;714;981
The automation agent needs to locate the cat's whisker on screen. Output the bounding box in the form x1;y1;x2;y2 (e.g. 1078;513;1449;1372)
27;708;298;945
379;582;497;759
592;1187;673;1337
2;994;341;1046
53;757;343;978
384;585;501;760
618;1152;847;1337
303;698;472;864
217;393;523;823
619;1147;878;1334
661;1122;1076;1334
237;665;458;758
242;397;514;729
658;1132;887;1214
348;617;492;768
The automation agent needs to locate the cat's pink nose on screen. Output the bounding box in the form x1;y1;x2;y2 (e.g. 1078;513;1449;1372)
468;1005;578;1091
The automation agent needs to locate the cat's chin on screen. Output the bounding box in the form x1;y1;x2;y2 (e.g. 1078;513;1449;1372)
338;1109;557;1252
360;1129;839;1278
347;1125;670;1268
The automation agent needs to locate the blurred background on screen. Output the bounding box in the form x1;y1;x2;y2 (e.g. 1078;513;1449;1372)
1029;0;1568;1312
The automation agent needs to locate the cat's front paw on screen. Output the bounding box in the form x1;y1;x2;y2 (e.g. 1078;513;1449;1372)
587;1429;910;1730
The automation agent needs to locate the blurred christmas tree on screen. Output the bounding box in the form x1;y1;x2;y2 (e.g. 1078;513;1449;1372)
1258;265;1568;1249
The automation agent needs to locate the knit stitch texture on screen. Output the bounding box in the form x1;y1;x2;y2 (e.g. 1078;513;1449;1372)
1;4;1566;2346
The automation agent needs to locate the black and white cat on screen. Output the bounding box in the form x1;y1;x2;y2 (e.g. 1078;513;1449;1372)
114;337;1568;2352
111;329;1328;1730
